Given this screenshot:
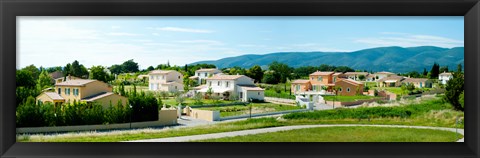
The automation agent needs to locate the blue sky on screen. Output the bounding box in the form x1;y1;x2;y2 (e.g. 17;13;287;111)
17;16;464;69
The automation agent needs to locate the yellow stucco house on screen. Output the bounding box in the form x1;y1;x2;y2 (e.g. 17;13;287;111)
36;79;128;108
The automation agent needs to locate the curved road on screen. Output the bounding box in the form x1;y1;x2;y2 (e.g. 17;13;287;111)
126;124;464;142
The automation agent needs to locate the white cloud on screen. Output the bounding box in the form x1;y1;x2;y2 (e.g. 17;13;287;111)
355;33;464;48
152;27;213;33
106;32;142;36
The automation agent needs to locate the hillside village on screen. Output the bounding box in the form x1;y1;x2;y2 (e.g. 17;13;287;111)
15;58;464;142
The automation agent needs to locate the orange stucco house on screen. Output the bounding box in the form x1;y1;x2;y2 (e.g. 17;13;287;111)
291;71;363;96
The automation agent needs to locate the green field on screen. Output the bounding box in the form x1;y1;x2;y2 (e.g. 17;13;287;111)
198;103;302;117
323;95;381;102
373;87;405;95
264;89;295;99
364;82;378;88
195;126;462;142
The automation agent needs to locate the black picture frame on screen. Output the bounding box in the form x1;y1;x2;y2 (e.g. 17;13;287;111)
1;0;479;158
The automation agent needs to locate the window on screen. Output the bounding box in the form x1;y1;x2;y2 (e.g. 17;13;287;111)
333;77;337;82
240;92;243;98
347;87;350;92
175;86;177;89
178;76;180;79
150;76;153;80
205;73;208;77
156;76;159;80
258;92;260;95
162;75;165;79
218;81;220;86
226;82;229;88
197;73;200;76
209;81;212;86
66;88;70;95
58;88;61;95
311;77;313;80
73;88;79;96
296;85;300;91
339;88;342;92
318;77;323;81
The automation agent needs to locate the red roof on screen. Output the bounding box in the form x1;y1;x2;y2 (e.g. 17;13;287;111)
310;71;334;76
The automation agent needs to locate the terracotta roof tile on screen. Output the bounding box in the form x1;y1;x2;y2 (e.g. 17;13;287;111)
55;79;97;86
310;71;334;76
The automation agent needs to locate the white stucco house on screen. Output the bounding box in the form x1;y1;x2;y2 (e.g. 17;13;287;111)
189;68;222;85
373;71;396;80
343;72;369;81
196;75;264;102
148;70;184;92
439;72;453;85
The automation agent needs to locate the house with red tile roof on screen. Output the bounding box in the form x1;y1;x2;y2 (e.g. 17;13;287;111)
36;79;128;108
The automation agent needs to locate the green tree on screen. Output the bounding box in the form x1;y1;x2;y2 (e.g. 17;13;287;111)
334;66;354;73
46;66;63;73
444;64;464;111
22;64;41;80
122;59;139;73
459;90;464;109
247;65;264;83
89;65;110;83
193;92;203;105
422;68;428;77
16;69;36;88
439;66;449;73
206;87;213;98
109;64;123;74
147;66;154;71
36;70;53;91
268;61;293;83
429;62;440;79
358;75;366;81
262;71;277;84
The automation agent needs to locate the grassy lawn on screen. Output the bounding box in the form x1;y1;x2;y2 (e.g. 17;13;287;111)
364;82;378;88
17;97;463;142
17;118;286;142
264;89;295;99
198;102;302;117
195;126;462;142
323;95;381;102
373;87;405;95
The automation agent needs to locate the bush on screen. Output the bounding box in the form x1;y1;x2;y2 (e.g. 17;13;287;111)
128;93;159;122
283;99;449;120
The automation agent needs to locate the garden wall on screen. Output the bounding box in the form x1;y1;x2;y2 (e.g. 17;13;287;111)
17;109;178;134
325;97;387;107
185;107;220;121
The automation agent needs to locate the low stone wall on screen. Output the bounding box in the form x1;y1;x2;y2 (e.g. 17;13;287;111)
325;97;387;107
264;97;295;104
17;110;178;134
185;108;220;121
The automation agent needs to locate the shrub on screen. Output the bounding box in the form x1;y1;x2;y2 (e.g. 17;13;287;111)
283;99;448;120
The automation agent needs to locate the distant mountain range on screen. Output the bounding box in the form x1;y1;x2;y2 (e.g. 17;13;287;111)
190;46;464;73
